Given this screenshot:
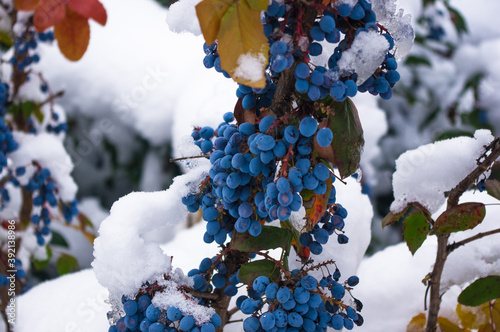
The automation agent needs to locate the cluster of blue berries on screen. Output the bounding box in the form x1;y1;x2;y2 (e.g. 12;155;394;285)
109;283;222;332
239;271;363;331
202;42;230;78
182;111;351;256
10;30;54;72
187;256;239;300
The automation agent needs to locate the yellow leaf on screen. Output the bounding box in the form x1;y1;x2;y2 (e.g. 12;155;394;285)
437;317;466;332
195;0;233;45
478;300;500;332
54;7;90;61
456;303;489;330
217;0;269;88
407;313;426;332
246;0;267;10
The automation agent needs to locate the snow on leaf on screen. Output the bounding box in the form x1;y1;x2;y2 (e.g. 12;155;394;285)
216;0;269;88
33;0;66;32
67;0;107;26
54;7;90;61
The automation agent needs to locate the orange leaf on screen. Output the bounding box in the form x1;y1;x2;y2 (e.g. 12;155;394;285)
33;0;66;32
14;0;40;11
196;0;233;45
54;8;90;61
67;0;107;26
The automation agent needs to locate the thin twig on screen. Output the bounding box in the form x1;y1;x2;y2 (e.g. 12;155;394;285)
227;306;239;319
170;155;209;163
187;290;219;300
447;227;500;253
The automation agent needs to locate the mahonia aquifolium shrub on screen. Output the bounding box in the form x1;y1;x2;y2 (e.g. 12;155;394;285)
0;26;78;289
109;0;403;330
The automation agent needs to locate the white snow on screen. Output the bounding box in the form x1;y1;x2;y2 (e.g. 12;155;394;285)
152;277;216;325
166;0;202;35
10;131;77;202
390;130;494;214
357;190;500;331
16;269;111;332
92;165;210;306
337;30;390;84
233;53;267;84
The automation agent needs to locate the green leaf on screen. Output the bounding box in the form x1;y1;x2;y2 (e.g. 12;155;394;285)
485;180;500;201
403;209;431;255
445;4;468;36
238;259;281;285
404;55;432;67
320;99;364;179
32;245;53;270
49;230;70;248
458;276;500;307
231;226;292;252
431;203;486;235
280;220;301;252
56;253;79;276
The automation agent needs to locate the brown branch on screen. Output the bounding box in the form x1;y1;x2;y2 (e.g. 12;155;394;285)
447;227;500;253
187;290;219;300
425;137;500;332
227;306;239;319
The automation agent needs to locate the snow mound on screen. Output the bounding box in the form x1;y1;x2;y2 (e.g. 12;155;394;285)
390;130;494;214
92;165;210;305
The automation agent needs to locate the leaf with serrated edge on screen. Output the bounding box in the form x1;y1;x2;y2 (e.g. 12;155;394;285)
458;276;500;307
54;8;90;61
33;0;66;32
196;0;233;45
238;260;280;285
403;209;430;255
432;203;486;235
14;0;39;11
217;0;268;88
67;0;107;26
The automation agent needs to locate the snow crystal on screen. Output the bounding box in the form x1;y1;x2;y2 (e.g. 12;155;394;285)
371;0;415;60
152;278;215;325
92;165;210;305
233;53;267;84
390;130;494;214
10;132;77;202
166;0;202;35
337;30;389;84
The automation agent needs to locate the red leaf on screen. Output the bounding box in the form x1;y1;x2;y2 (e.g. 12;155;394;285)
14;0;40;11
67;0;107;26
33;0;66;32
54;8;90;61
